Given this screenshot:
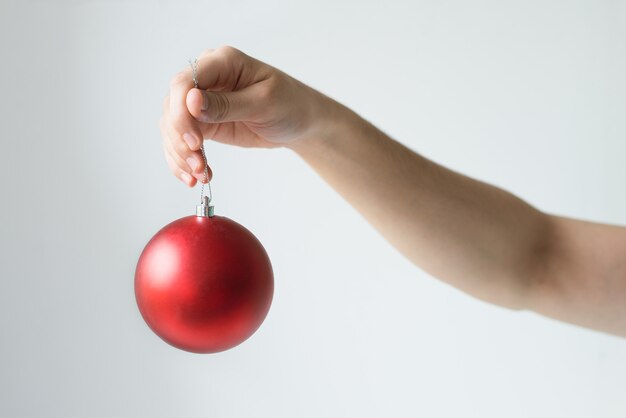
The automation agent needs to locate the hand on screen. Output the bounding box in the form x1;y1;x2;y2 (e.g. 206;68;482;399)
159;46;335;186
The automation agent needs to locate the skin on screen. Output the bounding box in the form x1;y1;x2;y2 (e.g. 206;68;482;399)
159;46;626;338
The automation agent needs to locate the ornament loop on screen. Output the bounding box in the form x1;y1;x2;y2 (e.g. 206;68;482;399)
189;57;214;217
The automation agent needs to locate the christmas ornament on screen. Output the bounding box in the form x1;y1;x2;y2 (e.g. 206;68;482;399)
134;59;274;353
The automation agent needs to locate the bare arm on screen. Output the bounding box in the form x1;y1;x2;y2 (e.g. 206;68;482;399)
160;46;626;337
290;104;626;336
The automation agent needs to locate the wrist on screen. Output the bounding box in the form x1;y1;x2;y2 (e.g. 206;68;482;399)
286;96;358;156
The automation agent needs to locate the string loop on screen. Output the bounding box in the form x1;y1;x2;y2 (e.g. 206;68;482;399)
188;58;212;205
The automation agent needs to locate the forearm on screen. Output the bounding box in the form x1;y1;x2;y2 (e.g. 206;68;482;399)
289;102;551;310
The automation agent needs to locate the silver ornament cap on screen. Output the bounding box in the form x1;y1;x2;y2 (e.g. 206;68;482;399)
196;196;214;218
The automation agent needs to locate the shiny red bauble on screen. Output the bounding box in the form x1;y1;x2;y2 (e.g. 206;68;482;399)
135;215;273;353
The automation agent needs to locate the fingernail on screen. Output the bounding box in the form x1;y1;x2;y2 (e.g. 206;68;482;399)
183;133;198;149
180;172;193;185
201;91;209;111
186;157;199;171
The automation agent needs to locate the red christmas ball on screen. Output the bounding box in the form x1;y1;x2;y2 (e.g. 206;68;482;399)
135;215;274;353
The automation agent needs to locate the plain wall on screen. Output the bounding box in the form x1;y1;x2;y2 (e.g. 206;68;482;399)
1;0;625;417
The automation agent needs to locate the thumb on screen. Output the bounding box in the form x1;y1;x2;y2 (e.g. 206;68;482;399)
186;86;262;124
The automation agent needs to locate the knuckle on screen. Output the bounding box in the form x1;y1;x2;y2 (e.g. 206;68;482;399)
169;104;185;121
176;160;188;171
216;45;240;59
173;135;191;155
172;152;186;168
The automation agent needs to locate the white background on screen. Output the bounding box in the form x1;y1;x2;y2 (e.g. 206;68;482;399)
1;1;625;417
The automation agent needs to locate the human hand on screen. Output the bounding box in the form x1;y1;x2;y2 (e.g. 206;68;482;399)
159;46;337;186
